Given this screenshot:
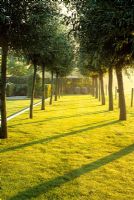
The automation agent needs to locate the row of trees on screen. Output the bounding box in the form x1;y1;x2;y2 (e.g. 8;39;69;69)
64;0;134;120
1;0;134;139
0;0;74;139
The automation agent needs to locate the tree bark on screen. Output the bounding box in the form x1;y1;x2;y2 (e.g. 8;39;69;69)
60;78;63;96
92;77;95;97
55;73;58;101
50;71;54;105
115;67;126;120
0;44;8;139
58;78;61;99
41;66;45;110
29;65;37;119
98;78;101;101
108;67;114;111
95;77;98;99
99;72;105;105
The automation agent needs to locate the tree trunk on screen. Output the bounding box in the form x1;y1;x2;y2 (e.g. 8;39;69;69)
98;79;101;101
58;78;61;99
115;67;126;120
41;66;45;110
99;72;105;105
95;77;98;99
60;78;63;96
29;65;37;119
55;73;58;101
50;71;54;105
92;77;95;96
105;85;108;96
108;67;114;111
0;44;8;139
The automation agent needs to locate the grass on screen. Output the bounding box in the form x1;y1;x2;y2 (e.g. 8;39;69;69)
0;95;134;200
0;98;40;118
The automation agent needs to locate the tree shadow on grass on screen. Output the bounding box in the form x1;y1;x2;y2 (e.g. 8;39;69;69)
8;143;134;200
128;112;134;117
1;120;118;153
49;96;97;105
9;110;109;128
45;104;105;112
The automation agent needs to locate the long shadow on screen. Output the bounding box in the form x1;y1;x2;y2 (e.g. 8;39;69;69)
46;104;104;112
128;112;134;117
8;143;134;200
1;120;118;153
9;110;109;128
47;97;97;106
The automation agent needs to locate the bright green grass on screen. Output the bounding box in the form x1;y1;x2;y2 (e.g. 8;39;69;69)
1;99;40;117
0;95;134;200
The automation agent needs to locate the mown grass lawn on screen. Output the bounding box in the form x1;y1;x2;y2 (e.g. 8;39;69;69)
1;95;134;200
0;98;40;118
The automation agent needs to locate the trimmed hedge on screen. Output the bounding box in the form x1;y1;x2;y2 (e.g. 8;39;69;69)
15;84;27;96
27;74;41;97
45;84;51;98
7;76;28;96
8;76;28;84
62;78;92;94
6;75;52;98
6;76;91;96
6;83;15;97
27;74;51;98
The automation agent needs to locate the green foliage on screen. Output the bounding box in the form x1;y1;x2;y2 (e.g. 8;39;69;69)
6;82;27;97
51;30;74;77
6;83;15;97
8;76;28;84
66;0;134;72
7;56;30;76
7;76;28;96
0;0;56;49
14;84;27;96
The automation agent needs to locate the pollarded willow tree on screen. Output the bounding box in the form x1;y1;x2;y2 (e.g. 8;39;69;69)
0;0;57;138
25;18;58;117
47;30;74;102
88;0;134;120
0;0;32;138
34;20;74;108
63;0;134;120
24;18;74;116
